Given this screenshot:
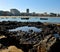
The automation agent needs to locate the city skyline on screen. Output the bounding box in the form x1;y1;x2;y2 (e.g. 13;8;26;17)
0;0;60;13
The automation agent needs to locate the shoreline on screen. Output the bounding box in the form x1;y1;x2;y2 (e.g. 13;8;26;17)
0;16;60;18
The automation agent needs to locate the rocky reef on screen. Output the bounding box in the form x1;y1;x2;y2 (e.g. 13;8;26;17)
0;21;60;52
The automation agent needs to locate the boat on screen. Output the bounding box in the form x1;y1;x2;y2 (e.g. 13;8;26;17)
21;18;29;20
40;18;48;20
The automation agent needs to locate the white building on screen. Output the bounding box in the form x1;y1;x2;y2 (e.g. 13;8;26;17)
10;9;20;16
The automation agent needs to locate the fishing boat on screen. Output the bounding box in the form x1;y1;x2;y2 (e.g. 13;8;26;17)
21;18;29;20
40;18;48;20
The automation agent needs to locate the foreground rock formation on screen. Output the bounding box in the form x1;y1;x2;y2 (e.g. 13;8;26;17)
0;21;60;52
0;46;23;52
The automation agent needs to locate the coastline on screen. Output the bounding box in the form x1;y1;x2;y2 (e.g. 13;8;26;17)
0;16;60;18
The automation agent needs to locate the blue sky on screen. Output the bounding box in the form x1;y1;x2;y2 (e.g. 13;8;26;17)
0;0;60;13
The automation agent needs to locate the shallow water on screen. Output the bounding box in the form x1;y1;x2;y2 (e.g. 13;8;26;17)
53;34;60;38
9;26;41;32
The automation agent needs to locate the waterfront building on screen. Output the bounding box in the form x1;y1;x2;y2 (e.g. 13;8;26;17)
3;11;12;16
10;9;20;16
0;11;12;16
50;13;57;17
0;11;4;16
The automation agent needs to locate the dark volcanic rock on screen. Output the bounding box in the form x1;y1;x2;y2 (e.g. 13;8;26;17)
49;39;60;52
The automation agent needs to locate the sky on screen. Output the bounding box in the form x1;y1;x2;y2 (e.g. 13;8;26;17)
0;0;60;13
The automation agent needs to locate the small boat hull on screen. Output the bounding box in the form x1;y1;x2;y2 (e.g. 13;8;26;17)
21;18;29;20
40;18;48;20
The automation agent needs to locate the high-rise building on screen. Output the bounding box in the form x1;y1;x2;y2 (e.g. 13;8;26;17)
10;9;20;16
26;9;29;13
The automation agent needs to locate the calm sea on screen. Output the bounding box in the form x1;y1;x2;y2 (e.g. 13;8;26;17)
0;17;60;23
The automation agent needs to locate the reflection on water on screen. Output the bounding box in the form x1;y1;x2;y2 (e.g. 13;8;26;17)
9;26;41;32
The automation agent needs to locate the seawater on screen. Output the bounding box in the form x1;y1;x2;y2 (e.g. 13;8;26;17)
0;17;60;23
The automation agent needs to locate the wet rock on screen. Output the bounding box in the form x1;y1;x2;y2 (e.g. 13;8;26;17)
0;44;3;49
